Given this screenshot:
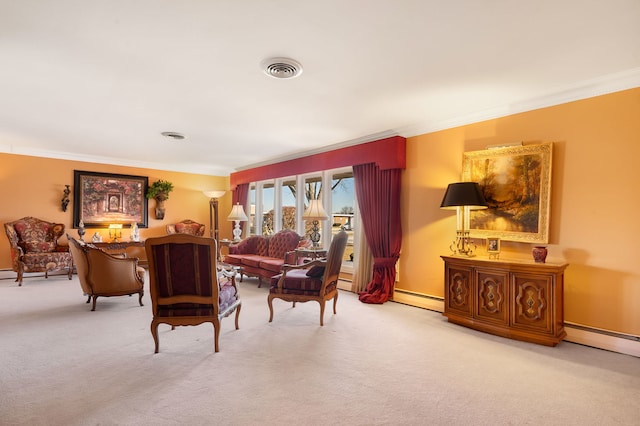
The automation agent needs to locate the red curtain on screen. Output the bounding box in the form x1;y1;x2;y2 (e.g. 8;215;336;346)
232;183;249;233
353;163;402;304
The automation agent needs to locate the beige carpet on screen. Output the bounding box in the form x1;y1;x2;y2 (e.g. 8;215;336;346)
1;272;639;426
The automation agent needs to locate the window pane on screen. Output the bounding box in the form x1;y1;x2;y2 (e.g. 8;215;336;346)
281;178;296;230
331;171;355;265
262;182;275;236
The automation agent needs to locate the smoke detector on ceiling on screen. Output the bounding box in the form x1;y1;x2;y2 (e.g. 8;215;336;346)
260;57;303;79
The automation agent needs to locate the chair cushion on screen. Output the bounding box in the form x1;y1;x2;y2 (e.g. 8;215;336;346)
270;269;324;294
22;240;56;253
305;265;325;277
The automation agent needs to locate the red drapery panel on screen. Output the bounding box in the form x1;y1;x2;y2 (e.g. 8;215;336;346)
353;163;402;304
232;183;249;234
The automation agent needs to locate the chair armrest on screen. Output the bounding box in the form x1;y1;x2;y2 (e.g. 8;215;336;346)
282;258;326;272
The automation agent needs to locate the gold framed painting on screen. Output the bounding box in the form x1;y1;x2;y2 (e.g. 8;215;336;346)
462;142;552;243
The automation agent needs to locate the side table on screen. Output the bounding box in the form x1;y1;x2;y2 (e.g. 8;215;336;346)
294;247;328;263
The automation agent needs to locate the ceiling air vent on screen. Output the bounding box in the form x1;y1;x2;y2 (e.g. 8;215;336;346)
161;131;186;140
260;57;303;79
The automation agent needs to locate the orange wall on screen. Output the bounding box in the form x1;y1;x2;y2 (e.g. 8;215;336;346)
0;155;231;264
399;87;640;336
3;88;639;337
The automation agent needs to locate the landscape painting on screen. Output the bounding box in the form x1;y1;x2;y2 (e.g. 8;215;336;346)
461;142;552;243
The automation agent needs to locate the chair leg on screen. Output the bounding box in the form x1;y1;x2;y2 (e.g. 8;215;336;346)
213;320;221;352
267;295;274;322
138;291;144;307
16;269;23;286
257;277;262;288
67;266;73;280
91;296;98;311
234;304;241;330
333;291;339;314
319;300;326;326
151;321;160;353
86;295;91;304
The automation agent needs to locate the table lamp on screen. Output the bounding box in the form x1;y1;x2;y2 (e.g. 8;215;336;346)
440;182;488;256
227;203;248;242
302;199;329;248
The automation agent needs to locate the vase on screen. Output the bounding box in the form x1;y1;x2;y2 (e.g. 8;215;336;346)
532;246;548;263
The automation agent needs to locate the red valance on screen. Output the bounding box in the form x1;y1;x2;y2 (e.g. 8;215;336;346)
229;136;405;189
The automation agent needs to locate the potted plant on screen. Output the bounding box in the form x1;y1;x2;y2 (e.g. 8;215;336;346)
146;179;174;219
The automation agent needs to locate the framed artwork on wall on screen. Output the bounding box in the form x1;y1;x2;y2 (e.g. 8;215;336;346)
461;142;552;243
73;170;149;228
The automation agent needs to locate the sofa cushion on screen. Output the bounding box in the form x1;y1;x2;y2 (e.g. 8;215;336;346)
238;254;267;268
259;257;285;273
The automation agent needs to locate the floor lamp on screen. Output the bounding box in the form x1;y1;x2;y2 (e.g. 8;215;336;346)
203;190;226;242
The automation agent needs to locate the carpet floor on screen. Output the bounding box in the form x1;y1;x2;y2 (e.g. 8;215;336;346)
0;272;639;425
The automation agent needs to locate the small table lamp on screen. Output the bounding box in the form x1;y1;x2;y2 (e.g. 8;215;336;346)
227;203;248;242
108;224;123;243
440;182;488;256
302;199;329;248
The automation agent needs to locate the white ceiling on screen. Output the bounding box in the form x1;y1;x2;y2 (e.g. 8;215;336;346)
1;1;639;176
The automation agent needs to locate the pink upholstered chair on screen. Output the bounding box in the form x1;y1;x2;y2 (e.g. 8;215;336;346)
268;230;348;326
166;219;206;236
4;217;73;285
145;234;241;353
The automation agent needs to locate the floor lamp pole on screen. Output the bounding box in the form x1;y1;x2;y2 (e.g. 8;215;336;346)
209;197;219;241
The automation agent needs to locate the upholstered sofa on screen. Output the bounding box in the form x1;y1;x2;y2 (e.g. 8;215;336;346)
224;230;309;287
4;216;73;285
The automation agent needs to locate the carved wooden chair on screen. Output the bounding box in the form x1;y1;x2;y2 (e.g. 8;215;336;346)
268;230;348;326
145;234;241;353
68;236;145;311
166;219;206;236
4;217;73;285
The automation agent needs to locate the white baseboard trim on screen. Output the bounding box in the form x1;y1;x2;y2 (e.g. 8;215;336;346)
393;289;639;358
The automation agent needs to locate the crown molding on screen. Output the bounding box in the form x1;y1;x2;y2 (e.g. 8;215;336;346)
396;67;640;138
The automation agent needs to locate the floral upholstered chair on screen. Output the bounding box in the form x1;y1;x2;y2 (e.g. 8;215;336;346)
3;217;73;285
166;219;206;236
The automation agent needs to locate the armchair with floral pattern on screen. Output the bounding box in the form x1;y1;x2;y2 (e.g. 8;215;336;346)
3;216;73;285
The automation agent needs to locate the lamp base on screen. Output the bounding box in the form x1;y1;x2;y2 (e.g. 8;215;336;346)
449;231;476;257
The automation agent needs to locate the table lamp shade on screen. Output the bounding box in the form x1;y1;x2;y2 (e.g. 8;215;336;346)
227;203;248;222
302;199;329;220
440;182;488;210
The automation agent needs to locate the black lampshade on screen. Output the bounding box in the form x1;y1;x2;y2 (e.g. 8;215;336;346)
440;182;488;210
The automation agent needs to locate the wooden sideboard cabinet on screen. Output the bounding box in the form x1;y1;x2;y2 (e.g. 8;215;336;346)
441;255;568;346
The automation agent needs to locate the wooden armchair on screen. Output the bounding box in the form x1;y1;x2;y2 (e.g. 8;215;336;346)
3;217;73;285
166;219;206;236
68;236;145;311
268;230;348;326
145;234;241;353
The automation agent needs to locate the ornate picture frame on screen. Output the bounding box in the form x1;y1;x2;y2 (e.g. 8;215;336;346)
73;170;149;228
462;142;552;243
487;237;500;259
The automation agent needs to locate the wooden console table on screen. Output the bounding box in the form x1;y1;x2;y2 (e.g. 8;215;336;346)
441;255;568;346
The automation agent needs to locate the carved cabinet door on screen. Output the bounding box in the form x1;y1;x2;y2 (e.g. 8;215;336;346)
475;268;509;325
444;264;472;316
510;273;553;334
